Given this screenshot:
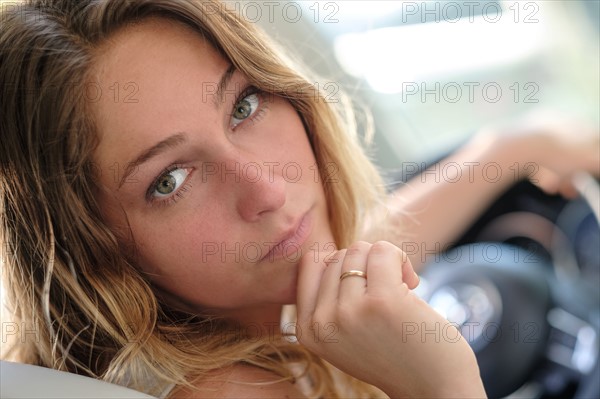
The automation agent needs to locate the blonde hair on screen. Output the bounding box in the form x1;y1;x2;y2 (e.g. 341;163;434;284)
0;0;387;397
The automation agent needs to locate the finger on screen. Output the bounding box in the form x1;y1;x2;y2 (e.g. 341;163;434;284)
557;178;579;199
391;246;419;289
377;242;419;289
366;241;417;295
532;167;560;195
296;250;327;324
338;241;371;303
582;149;600;176
316;249;345;306
402;253;420;289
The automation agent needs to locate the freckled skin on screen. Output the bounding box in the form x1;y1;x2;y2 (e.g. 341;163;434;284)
93;18;334;325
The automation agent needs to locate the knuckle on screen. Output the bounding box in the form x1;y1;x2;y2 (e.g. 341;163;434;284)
346;241;370;256
326;248;346;264
335;248;348;262
371;240;394;254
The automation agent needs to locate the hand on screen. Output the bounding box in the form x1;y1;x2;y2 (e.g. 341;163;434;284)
296;241;486;398
488;109;599;198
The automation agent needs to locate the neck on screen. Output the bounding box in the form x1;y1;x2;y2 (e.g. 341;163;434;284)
217;304;285;338
155;287;286;335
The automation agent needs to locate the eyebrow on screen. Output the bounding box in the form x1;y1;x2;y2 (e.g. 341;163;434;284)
118;132;187;189
214;64;236;108
117;65;236;189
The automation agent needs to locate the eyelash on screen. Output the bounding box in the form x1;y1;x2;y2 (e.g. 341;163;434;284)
229;85;268;130
145;85;267;208
146;164;193;208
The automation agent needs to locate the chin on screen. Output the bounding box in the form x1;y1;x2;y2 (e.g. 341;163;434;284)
274;276;299;306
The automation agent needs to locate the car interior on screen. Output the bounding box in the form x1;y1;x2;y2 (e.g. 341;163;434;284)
1;1;599;398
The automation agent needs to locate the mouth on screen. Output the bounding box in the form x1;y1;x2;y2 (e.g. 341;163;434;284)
261;210;312;262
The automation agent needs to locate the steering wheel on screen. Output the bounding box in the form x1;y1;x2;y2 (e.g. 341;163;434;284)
418;175;600;399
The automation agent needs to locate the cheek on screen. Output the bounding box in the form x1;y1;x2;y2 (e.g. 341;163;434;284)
128;217;290;310
131;213;214;274
96;190;143;248
130;216;237;303
267;101;318;168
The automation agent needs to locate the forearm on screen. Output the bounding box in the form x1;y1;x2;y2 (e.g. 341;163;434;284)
387;131;531;269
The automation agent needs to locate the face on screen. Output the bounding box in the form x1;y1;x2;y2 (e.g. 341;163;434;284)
91;18;334;321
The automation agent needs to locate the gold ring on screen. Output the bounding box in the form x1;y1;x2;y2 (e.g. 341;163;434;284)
339;270;367;281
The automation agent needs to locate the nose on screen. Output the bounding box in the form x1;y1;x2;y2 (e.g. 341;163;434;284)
226;158;287;222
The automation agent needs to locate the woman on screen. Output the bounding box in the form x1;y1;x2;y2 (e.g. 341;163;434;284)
0;0;596;397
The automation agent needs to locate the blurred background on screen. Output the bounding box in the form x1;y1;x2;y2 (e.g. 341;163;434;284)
1;0;599;357
251;6;600;397
252;0;599;178
1;4;599;398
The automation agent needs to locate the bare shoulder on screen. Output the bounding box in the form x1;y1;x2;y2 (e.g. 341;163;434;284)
168;364;307;398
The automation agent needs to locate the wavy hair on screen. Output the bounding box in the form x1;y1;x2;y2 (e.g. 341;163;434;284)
0;0;387;397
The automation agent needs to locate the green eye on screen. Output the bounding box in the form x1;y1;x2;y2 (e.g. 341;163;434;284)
231;93;259;127
233;99;252;119
151;168;189;198
156;174;176;194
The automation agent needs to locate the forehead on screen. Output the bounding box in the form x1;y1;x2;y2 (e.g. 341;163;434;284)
93;16;222;76
90;17;228;175
91;16;228;114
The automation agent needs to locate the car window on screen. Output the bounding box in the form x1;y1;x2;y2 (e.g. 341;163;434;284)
253;0;599;176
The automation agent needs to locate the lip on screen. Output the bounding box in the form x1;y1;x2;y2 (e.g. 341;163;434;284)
261;211;312;262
